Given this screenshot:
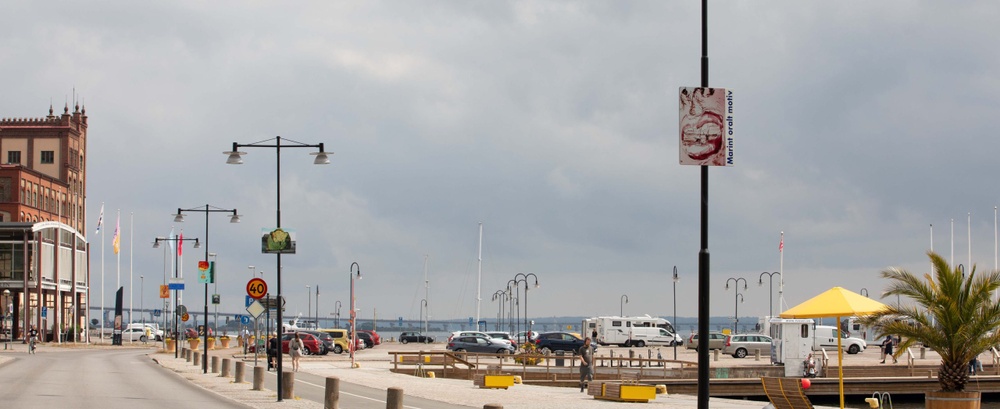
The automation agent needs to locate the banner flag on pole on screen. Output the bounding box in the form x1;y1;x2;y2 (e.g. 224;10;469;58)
112;213;121;255
95;204;104;235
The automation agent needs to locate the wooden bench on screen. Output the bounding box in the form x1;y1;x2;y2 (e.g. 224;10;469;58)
760;377;814;409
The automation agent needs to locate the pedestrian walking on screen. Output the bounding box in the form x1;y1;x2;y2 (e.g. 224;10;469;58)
266;333;278;371
880;335;896;364
578;337;594;392
289;332;304;372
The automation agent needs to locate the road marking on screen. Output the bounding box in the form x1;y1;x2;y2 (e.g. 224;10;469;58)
266;371;427;409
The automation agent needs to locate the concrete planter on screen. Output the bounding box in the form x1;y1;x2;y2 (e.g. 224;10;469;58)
187;338;200;351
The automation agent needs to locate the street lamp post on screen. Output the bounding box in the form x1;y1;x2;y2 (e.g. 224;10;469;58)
672;266;679;360
492;290;506;332
514;273;539;336
758;272;780;318
314;285;319;329
334;301;342;328
174;204;240;374
620;294;629;317
209;253;218;337
725;278;748;334
350;262;361;368
306;285;311;328
505;279;517;334
153;235;200;359
226;136;330;401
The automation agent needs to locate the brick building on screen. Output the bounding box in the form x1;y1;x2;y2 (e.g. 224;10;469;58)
0;103;89;342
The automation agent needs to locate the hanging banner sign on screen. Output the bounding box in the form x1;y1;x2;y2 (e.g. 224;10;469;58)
679;87;733;167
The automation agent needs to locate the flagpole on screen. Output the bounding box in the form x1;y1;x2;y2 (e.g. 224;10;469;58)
968;212;972;271
950;218;954;270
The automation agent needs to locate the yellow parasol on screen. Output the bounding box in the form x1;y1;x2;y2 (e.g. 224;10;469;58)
779;287;889;409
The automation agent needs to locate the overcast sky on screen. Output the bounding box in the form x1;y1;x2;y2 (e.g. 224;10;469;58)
3;1;999;326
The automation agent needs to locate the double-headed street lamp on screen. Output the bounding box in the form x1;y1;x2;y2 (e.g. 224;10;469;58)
505;279;517;334
758;272;780;318
174;204;239;374
725;278;747;334
620;294;629;317
226;136;329;401
153;235;201;359
514;273;539;336
334;300;342;328
491;289;507;332
350;262;361;368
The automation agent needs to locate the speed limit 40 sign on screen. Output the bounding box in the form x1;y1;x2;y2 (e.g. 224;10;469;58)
246;278;267;299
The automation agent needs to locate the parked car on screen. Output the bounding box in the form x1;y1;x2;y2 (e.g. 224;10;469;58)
398;332;434;344
447;335;516;354
121;327;154;342
448;331;514;347
515;330;539;344
723;334;773;358
281;332;323;355
299;330;335;355
686;332;727;351
359;329;381;345
353;331;375;348
486;332;516;348
534;332;597;355
318;328;356;354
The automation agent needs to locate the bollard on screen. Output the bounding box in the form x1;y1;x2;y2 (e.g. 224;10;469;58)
713;349;719;362
221;358;231;377
211;356;220;373
181;347;187;359
484;405;503;409
193;351;201;366
325;376;339;409
755;349;760;361
234;361;245;383
386;387;404;409
281;372;295;400
920;346;926;359
253;366;264;390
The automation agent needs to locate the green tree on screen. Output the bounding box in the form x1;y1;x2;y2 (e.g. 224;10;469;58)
862;251;1000;392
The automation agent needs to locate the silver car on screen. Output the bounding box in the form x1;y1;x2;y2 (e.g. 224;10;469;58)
723;334;773;358
447;335;516;354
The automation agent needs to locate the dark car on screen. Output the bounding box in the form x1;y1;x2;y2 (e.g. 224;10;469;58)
299;330;334;355
447;335;516;354
281;332;323;355
398;332;434;344
353;331;375;348
359;329;381;345
534;332;597;355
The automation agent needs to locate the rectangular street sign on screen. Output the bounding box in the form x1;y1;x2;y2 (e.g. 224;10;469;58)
245;295;253;308
168;278;184;291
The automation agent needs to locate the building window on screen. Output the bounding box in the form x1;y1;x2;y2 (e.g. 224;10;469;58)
7;151;21;164
41;151;54;164
0;177;10;202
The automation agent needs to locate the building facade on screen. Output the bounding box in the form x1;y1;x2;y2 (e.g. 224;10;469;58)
0;104;88;342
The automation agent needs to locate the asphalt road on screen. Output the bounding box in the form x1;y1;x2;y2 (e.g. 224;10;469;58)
0;348;248;409
260;368;475;409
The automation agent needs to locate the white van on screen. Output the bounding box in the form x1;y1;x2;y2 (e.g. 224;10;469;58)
813;325;866;354
126;323;164;340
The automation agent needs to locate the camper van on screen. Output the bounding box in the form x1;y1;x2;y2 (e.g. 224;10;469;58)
584;315;681;347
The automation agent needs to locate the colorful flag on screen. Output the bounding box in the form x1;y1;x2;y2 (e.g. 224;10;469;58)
178;231;184;256
95;204;104;235
112;213;121;254
779;236;784;252
168;227;176;254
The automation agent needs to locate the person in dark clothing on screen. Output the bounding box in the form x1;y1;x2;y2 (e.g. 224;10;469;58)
578;337;594;392
266;334;279;371
880;335;896;364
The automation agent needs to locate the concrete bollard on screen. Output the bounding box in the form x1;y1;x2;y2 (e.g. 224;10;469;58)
185;349;192;362
755;349;760;361
713;349;719;362
234;362;245;383
484;405;503;409
211;356;220;373
386;387;404;409
221;358;231;377
281;372;295;399
193;351;201;366
324;376;339;409
253;366;264;390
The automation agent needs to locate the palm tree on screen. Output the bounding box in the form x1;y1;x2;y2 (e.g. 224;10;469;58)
862;251;1000;392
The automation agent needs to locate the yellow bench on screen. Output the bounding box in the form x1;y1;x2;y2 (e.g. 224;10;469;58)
473;374;516;389
587;382;657;403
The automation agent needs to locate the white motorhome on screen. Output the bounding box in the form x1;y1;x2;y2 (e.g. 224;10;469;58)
584;315;681;347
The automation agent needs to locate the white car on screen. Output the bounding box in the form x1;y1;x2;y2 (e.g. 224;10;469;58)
448;331;514;347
